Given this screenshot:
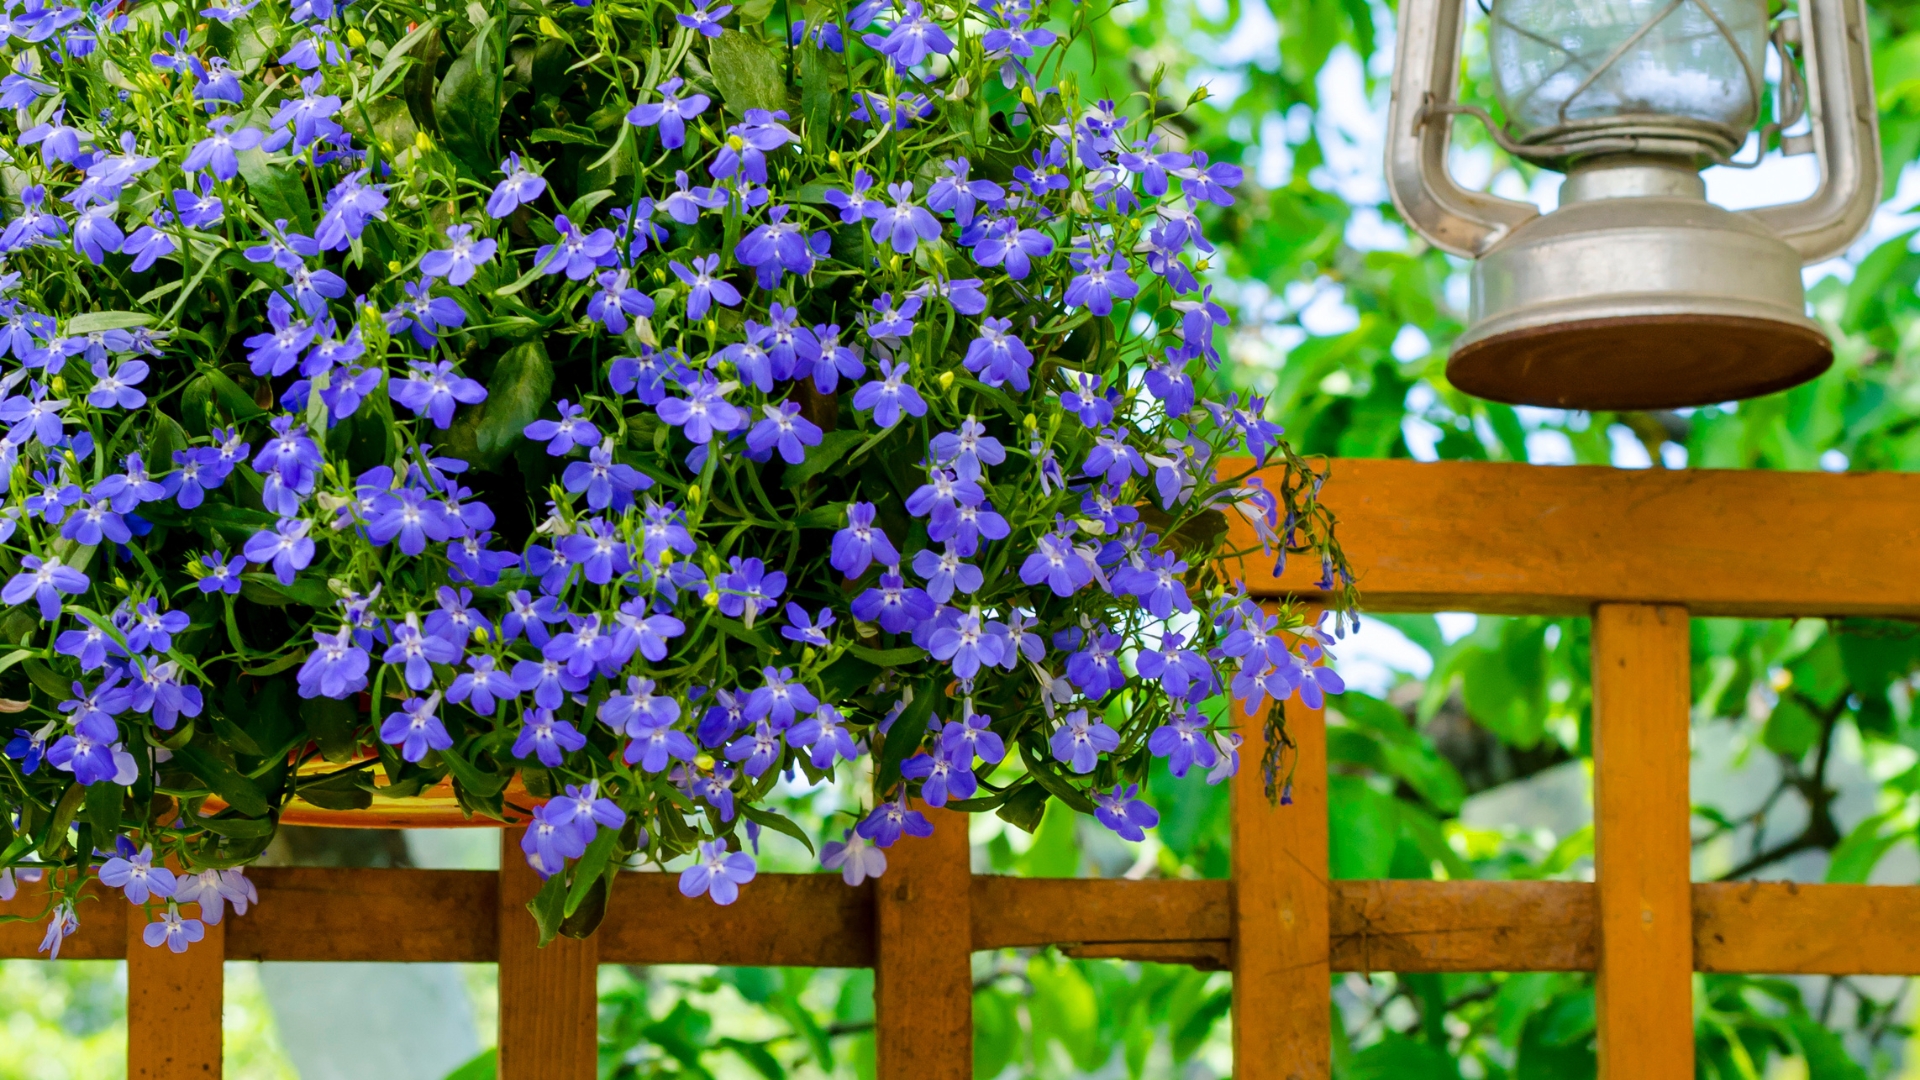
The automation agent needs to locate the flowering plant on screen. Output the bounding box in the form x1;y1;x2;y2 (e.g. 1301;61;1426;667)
0;0;1354;950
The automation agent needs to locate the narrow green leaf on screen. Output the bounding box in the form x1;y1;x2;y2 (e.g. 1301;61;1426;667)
563;825;619;917
708;30;785;115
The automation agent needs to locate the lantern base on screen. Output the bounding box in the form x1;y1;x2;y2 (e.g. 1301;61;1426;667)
1449;194;1830;410
1449;314;1832;411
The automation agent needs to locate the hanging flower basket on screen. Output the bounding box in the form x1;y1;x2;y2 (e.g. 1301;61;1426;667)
0;0;1354;954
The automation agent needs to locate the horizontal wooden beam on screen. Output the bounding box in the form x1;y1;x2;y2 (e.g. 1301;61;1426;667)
1227;459;1920;617
8;869;1919;977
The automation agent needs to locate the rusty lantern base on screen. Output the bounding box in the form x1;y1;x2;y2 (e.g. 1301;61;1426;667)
1447;313;1834;412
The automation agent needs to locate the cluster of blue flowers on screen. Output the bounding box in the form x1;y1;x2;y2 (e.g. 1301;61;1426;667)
0;0;1354;948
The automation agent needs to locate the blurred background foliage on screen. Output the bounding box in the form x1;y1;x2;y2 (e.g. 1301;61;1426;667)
11;0;1920;1071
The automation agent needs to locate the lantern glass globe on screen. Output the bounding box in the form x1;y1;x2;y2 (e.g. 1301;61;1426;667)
1489;0;1770;150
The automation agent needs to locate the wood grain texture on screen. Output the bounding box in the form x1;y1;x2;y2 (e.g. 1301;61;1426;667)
598;871;874;966
970;876;1230;949
1232;691;1331;1080
1694;882;1920;974
497;829;599;1080
1330;880;1595;973
127;898;225;1080
874;805;972;1080
1227;459;1920;617
227;867;497;961
1592;603;1694;1080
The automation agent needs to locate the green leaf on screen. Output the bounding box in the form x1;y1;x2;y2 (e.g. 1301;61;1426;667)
84;777;122;839
198;364;269;421
708;30;785;115
240;572;334;609
530;125;601;147
295;766;374;811
845;642;923;667
39;781;84;859
875;680;937;788
526;867;568;947
434;20;503;178
299;695;360;763
366;18;440;100
174;745;272;817
782;429;864;489
563;825;620;918
21;658;69;699
235;148;315;233
1343;1035;1461;1080
740;804;816;856
450;341;552;469
439;1048;497;1080
442;743;508;800
1328;773;1398;879
1826;810;1905;883
994;780;1049;833
68;311;152;334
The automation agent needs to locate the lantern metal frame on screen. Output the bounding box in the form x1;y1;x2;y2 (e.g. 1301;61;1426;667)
1386;0;1881;409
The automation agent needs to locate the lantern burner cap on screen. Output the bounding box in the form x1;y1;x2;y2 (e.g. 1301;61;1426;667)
1448;313;1832;411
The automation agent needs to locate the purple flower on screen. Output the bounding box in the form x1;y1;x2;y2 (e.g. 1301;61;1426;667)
927;604;1003;678
366;485;453;555
545;780;627;848
821;829;886;885
746;401;823;464
657;372;746;443
525;399;601;457
1175;150;1243;206
662;170;728;224
941;712;1006;765
709;110;797;184
101;844;177;905
901;744;977;807
967;217;1053;280
3;555;87;619
735;205;826;289
512;707;586;767
626;77;711;149
1064;254;1140;316
563;438;649;511
1050;708;1119;774
535;215;618;280
486;154;547;218
927;157;1004;227
781;603;834;647
830;502;900;577
1148;707;1219;778
911;544;982;604
521;803;586;878
718;557;785;625
381;694;452;762
851;358;927;429
142;905;206;953
391;360;487;428
72;205;122;264
1059;371;1116;427
383;614;459;690
586;269;656;334
184;118;263;180
679;839;756;905
856;798;933;848
173;175;225;230
824;170;880;224
850;568;935;634
297;625;370;699
676;0;732;37
419;224;497;286
671;254;743;320
447;655;518;716
560;517;633;585
869;182;941;255
47;713;121;785
1093;784;1159;841
788;704;859;768
866;1;953;68
1019;527;1092;597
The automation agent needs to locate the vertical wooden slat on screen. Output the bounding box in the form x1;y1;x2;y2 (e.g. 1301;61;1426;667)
127;901;225;1080
498;828;599;1080
874;804;972;1080
1592;602;1694;1080
1233;685;1331;1080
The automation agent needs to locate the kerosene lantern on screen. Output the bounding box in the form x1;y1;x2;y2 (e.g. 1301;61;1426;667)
1386;0;1880;409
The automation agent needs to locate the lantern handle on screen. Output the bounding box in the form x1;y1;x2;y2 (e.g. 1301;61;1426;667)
1385;0;1539;258
1741;0;1880;264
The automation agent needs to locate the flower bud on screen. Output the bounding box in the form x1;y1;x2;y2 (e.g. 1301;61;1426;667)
414;131;432;153
473;625;489;643
937;371;954;392
703;589;719;608
387;260;403;274
689;484;701;504
695;752;715;770
538;15;562;36
347;27;367;46
50;377;64;395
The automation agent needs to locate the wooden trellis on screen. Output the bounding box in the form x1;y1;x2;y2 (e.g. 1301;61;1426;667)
6;458;1920;1080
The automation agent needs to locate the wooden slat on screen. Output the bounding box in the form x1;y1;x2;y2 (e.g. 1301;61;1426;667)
1232;691;1331;1079
228;867;496;961
1592;603;1694;1080
970;876;1230;949
1694;881;1920;974
599;871;873;966
1230;459;1920;617
874;805;972;1080
128;897;225;1080
497;829;598;1080
1330;880;1594;972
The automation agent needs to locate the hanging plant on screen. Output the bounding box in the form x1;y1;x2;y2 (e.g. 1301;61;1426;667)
0;0;1354;949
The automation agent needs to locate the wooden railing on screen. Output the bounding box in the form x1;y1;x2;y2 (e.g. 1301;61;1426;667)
6;459;1920;1079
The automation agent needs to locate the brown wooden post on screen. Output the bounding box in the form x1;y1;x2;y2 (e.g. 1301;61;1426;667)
874;804;971;1080
498;827;599;1080
1232;685;1331;1080
127;900;225;1080
1592;603;1694;1080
